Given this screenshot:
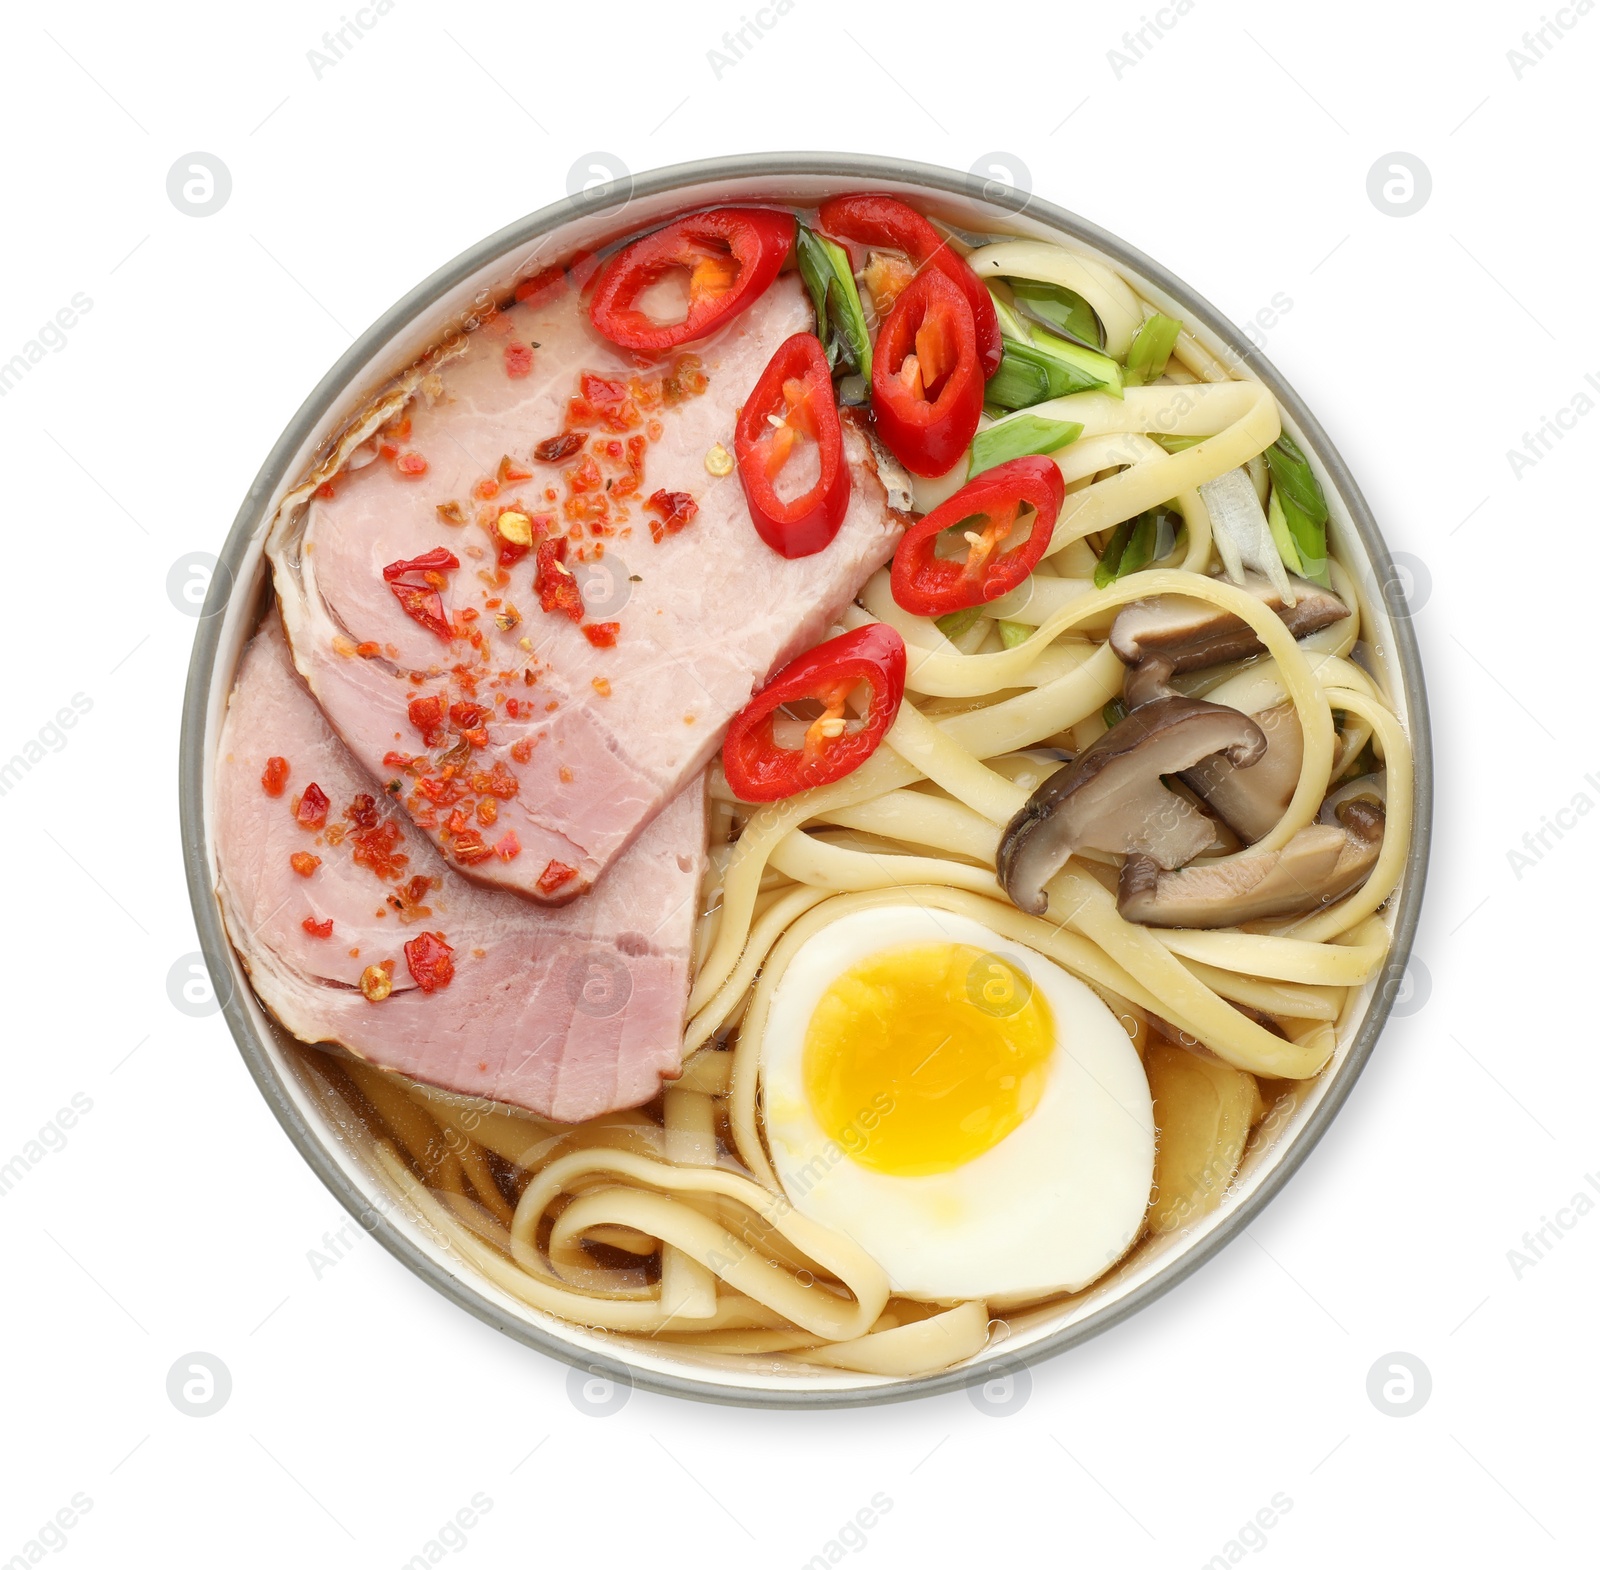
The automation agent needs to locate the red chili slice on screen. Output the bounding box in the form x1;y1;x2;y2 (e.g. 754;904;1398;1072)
296;783;330;829
817;192;1002;378
870;269;983;478
589;207;796;354
403;931;455;993
382;548;460;641
722;624;906;802
890;456;1066;617
733;332;850;559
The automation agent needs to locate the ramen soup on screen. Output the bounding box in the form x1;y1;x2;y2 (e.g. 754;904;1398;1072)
213;192;1414;1378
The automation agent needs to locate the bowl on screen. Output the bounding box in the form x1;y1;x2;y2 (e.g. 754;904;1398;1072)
179;152;1432;1407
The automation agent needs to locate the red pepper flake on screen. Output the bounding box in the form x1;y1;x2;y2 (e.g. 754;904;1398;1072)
290;851;321;877
418;775;464;807
510;738;535;764
380;442;399;460
645;489;698;545
396;451;429;478
499;454;533;485
352;817;407;881
355;641;380;658
492;830;521;861
302;916;334;938
407;693;445;744
383;413;413;441
537;859;578;895
261;756;289;797
381;750;414;769
347;793;379;830
468;761;520;799
383;548;460;641
567;454;604;494
403;930;455;993
582;622;619;648
536;537;584;621
579;372;641;432
452;831;494;866
662;354;708;404
437;501;465;527
314;480;337;500
535;430;585;464
296;783;330;829
382;548;460;582
504;341;534;378
449;701;487;730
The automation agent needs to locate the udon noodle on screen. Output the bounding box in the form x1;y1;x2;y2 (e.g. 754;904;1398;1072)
286;215;1414;1381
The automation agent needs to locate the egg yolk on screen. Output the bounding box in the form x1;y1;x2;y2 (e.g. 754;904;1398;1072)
801;941;1055;1177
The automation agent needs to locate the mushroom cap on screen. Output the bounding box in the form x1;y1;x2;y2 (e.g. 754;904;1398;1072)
1181;701;1304;845
997;696;1266;917
1116;798;1386;929
1109;572;1349;674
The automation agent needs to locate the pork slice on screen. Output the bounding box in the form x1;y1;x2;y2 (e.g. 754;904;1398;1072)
214;615;707;1122
268;271;904;902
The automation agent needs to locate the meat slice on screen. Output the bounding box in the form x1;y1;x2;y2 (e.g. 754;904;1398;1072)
213;615;706;1122
268;270;904;902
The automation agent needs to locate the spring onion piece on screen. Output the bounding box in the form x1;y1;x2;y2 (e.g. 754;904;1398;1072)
1093;510;1158;589
968;414;1084;477
997;619;1033;649
1154;433;1205;454
1123;313;1182;386
1262;434;1331;587
1266;489;1304;576
987;339;1118;410
1102;696;1128;728
986;285;1032;344
1008;279;1103;349
935;606;984;640
795;225;872;380
1199;467;1294;602
1263;434;1328;524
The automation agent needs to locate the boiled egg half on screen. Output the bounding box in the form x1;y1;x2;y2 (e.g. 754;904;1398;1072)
761;904;1154;1300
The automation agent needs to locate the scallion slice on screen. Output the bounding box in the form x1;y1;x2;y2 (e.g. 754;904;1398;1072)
968;415;1083;477
1124;313;1182;386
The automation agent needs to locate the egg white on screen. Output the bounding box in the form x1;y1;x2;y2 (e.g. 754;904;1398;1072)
760;905;1155;1301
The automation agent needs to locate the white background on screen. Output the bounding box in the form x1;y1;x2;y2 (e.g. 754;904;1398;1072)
0;0;1590;1564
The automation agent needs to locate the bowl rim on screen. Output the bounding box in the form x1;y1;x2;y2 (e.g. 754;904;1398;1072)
179;150;1433;1409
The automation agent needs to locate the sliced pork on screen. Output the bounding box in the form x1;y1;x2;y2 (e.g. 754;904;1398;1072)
214;616;706;1122
269;271;905;903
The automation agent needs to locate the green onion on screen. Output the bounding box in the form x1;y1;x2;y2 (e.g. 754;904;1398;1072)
986;285;1031;344
1093;511;1158;589
1101;697;1128;728
1008;279;1102;348
1263;433;1328;525
1262;435;1330;585
968;415;1083;477
935;606;983;640
1266;488;1305;576
1153;433;1206;454
795;226;872;381
987;340;1114;411
1124;313;1182;386
997;619;1033;649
